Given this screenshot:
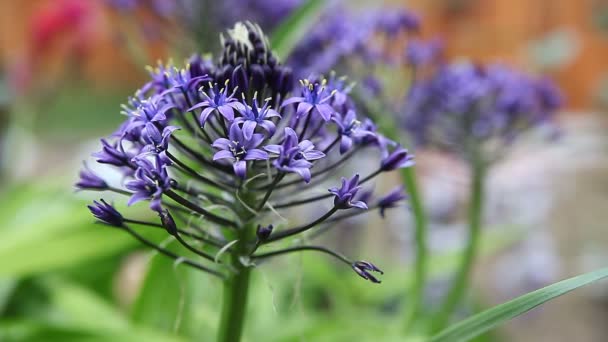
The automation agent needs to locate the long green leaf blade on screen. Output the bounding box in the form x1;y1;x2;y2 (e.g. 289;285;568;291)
430;267;608;342
270;0;325;60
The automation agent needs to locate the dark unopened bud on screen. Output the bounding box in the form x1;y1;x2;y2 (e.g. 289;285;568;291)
250;64;266;92
352;261;383;283
159;210;177;236
88;199;124;227
256;224;273;241
231;65;248;95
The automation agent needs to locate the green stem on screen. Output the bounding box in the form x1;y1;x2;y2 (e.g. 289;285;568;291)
401;166;429;329
352;90;430;330
217;192;256;342
217;257;251;342
431;158;485;332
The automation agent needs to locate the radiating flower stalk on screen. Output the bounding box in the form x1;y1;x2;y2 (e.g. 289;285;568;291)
77;22;413;342
402;60;562;332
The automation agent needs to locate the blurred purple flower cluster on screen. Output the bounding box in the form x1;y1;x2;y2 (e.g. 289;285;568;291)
403;62;563;159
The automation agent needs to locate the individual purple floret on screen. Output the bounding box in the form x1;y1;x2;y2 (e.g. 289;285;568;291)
76;163;108;190
125;154;173;213
264;127;324;182
141;123;179;153
332;109;376;154
234;98;281;139
352;261;384;283
212;123;268;178
189;82;245;125
88;199;124;227
381;146;415;171
281;79;335;121
329;174;368;210
377;186;408;218
92;139;137;168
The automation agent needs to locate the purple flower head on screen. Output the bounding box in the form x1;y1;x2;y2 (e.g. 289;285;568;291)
375;9;421;35
125;154;173;213
405;38;443;67
332;109;376;154
78;22;410;285
264;127;325;182
377;186;407;218
212;123;268;178
403;62;562;158
352;261;384;283
281;79;335;121
189;81;245;126
234;98;281;139
92;138;137;168
88;199;124;227
381;146;415;171
329;174;368;210
76;163;108;190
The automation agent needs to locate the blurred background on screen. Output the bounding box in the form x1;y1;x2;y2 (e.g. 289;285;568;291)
0;0;607;341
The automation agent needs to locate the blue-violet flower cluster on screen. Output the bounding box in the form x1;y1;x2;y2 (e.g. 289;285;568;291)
77;22;413;283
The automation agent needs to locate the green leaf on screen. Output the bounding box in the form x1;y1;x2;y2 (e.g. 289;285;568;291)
130;242;217;338
270;0;326;60
0;184;136;278
430;267;608;342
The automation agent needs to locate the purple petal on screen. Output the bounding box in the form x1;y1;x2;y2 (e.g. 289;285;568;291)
339;135;353;154
296;102;313;118
234;160;247;178
350;200;368;210
302;150;325;160
218;105;235;121
265;109;281;118
242;120;258;140
213;150;234;161
212;138;231;150
244;149;269;161
199;107;215;126
188;101;210;112
127;192;149;206
315;104;334;121
259;120;276;136
294;167;311;183
280;96;305;107
264;144;282;154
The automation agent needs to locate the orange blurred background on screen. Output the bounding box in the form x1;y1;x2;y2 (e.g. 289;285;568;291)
1;0;607;109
